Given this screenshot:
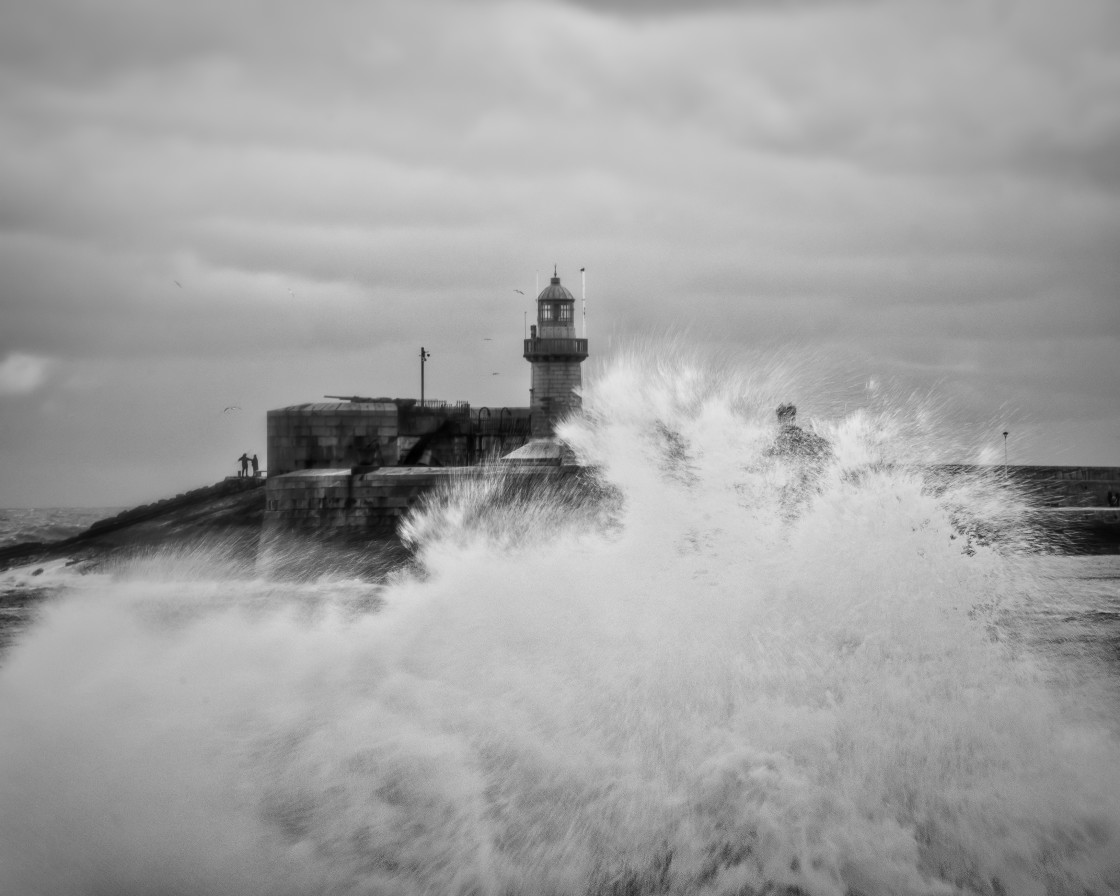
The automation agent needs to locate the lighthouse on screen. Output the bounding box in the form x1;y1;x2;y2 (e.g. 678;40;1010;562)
523;267;588;439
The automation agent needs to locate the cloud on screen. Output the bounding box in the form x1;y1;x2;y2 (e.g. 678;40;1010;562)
0;352;54;395
0;0;1118;502
555;0;873;17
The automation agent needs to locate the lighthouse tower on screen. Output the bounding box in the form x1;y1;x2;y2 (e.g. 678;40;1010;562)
524;267;588;439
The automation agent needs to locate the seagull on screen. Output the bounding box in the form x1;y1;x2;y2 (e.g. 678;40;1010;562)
223;406;241;413
173;280;182;288
483;337;492;341
514;289;524;295
491;372;500;376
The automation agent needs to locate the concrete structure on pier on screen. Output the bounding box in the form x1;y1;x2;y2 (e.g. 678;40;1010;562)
263;267;589;537
266;399;532;476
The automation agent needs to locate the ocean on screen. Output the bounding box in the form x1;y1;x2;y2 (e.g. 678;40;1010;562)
0;506;124;550
1;354;1118;895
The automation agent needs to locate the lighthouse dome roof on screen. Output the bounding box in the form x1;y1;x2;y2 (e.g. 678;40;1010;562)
537;274;574;303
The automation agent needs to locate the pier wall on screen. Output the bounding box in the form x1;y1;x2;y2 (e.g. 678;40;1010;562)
267;401;532;477
263;464;578;539
263;468;458;537
263;463;1120;551
929;465;1120;507
1008;466;1120;507
268;403;400;476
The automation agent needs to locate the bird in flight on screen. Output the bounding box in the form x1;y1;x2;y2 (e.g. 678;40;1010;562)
483;337;492;341
223;406;241;413
514;289;524;295
173;280;182;288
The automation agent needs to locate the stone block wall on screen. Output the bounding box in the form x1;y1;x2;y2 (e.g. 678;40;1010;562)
263;468;457;536
396;433;475;467
267;400;537;474
267;402;400;476
926;465;1120;507
531;361;582;438
262;465;577;537
1009;466;1120;507
395;406;473;466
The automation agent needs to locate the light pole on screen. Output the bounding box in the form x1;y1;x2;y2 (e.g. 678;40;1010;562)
1002;430;1009;476
420;346;430;407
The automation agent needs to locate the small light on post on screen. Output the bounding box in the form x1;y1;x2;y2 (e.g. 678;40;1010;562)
420;346;431;407
1002;430;1009;476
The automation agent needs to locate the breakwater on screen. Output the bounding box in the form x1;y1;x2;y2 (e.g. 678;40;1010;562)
930;464;1120;507
1;466;1116;572
925;465;1120;553
260;463;1120;552
262;463;582;539
0;477;267;571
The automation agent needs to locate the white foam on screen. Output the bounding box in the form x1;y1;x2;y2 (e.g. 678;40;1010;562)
1;351;1117;895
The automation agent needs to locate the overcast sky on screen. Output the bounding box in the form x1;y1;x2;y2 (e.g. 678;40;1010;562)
1;0;1118;507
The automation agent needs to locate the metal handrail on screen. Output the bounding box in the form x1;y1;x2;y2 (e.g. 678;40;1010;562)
415;399;471;416
523;338;588;356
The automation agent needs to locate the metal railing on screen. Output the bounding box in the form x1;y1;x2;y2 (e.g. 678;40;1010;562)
414;399;471;416
523;337;589;357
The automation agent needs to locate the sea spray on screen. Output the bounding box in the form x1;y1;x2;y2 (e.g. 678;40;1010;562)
1;352;1118;895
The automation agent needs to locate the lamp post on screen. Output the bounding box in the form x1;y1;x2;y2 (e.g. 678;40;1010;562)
1003;431;1009;476
420;346;430;407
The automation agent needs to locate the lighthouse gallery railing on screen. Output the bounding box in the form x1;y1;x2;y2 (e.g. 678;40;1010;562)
523;337;589;358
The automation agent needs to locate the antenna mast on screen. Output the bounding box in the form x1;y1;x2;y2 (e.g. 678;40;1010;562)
581;267;587;339
419;346;430;407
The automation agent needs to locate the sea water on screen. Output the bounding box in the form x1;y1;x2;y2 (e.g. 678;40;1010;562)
0;353;1118;896
0;507;125;550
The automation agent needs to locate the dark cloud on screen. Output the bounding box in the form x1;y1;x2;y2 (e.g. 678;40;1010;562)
1;0;1118;503
556;0;872;17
